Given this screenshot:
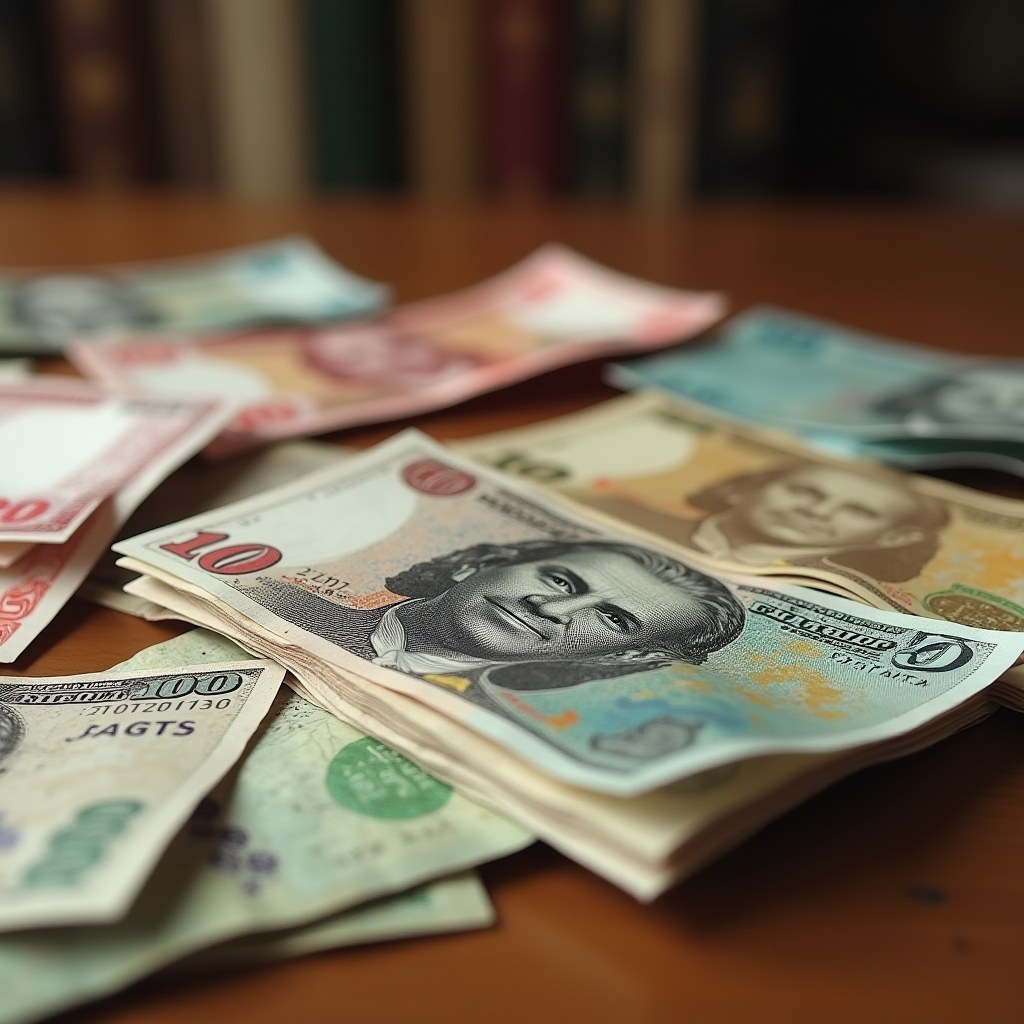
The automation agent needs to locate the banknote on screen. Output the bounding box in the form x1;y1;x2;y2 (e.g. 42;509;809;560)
84;439;351;619
124;550;998;898
458;391;1024;633
174;871;493;973
610;305;1024;442
112;430;1024;797
0;629;528;1024
0;655;284;930
71;245;725;454
0;390;234;662
0;380;245;545
0;237;388;354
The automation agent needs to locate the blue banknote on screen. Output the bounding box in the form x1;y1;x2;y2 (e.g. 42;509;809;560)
0;237;389;354
610;306;1024;449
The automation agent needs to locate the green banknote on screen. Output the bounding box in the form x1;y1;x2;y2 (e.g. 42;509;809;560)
0;630;529;1024
171;870;493;973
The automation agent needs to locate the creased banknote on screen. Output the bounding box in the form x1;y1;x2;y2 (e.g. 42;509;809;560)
112;430;1024;796
0;386;234;662
71;245;725;454
172;870;493;973
0;380;244;545
84;439;351;619
458;390;1024;635
0;237;388;354
0;629;528;1024
0;655;284;930
611;306;1024;443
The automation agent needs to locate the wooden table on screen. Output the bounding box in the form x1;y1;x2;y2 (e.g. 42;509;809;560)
5;190;1024;1024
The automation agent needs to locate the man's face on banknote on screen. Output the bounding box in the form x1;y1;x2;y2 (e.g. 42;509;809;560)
725;466;921;549
399;548;713;663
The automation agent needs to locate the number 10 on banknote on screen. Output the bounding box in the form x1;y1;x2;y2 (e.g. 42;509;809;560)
114;432;1024;796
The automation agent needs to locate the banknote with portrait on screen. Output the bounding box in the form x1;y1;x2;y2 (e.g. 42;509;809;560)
0;237;388;354
71;245;725;454
113;431;1024;796
611;305;1024;443
458;391;1024;634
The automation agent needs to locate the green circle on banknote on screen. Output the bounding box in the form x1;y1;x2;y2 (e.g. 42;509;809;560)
325;737;452;819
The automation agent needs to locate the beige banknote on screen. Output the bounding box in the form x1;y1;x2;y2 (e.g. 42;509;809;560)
71;245;725;454
458;391;1024;636
0;656;284;930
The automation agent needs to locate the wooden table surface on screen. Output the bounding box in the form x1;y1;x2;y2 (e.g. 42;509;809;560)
5;190;1024;1024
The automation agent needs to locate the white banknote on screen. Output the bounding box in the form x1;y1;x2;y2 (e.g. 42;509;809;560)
0;657;284;930
0;386;234;662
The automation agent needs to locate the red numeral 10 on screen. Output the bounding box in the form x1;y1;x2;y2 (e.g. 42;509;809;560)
160;531;283;575
0;498;50;524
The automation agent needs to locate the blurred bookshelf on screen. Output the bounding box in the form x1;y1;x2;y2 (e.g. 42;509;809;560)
2;0;1023;209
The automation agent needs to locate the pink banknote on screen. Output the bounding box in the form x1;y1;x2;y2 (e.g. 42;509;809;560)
0;385;234;661
70;245;726;454
0;379;243;543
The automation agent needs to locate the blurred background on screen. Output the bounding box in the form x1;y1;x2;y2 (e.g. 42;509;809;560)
2;0;1023;211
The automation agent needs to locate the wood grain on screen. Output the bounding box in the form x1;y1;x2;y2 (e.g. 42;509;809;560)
4;190;1024;1024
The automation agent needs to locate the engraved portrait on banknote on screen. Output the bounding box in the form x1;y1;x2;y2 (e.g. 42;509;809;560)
248;538;745;679
585;460;948;584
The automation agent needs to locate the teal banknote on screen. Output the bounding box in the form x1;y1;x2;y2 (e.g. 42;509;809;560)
610;306;1024;447
0;629;528;1024
0;237;389;354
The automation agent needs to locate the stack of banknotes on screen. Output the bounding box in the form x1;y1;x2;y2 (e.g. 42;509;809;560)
4;236;1024;1022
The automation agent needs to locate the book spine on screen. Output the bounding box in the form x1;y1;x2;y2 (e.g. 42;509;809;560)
694;0;789;195
206;0;308;197
45;0;158;185
568;0;628;199
305;0;402;192
0;0;61;179
402;0;480;198
627;0;701;207
148;0;217;187
483;0;569;198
